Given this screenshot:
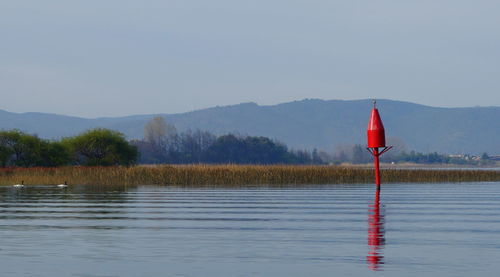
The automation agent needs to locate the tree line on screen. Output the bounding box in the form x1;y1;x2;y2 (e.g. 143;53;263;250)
0;129;137;167
132;117;324;165
0;117;324;167
1;117;493;167
327;144;494;165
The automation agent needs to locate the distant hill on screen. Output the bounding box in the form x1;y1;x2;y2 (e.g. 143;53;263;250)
1;99;499;154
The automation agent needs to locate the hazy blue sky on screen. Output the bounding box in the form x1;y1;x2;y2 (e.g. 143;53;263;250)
1;0;499;117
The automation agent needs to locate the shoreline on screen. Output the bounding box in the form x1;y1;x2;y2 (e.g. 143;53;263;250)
1;165;500;186
337;162;500;169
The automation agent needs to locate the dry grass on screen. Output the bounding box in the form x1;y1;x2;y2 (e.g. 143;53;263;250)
0;165;499;186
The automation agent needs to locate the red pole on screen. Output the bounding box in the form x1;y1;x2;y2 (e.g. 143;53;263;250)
373;148;380;188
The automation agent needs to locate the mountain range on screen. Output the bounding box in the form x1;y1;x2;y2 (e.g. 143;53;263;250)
1;99;499;154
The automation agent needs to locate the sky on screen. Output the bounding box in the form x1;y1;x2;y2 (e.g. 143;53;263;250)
1;0;499;118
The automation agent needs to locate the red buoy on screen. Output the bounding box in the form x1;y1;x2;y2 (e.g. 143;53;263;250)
367;106;386;148
366;101;392;188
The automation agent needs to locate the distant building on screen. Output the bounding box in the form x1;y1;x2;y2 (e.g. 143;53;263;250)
489;155;500;161
471;156;481;161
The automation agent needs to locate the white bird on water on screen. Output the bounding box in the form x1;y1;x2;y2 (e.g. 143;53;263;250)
57;181;68;188
13;181;24;188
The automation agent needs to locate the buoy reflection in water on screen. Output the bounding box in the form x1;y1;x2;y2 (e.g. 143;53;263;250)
367;188;385;271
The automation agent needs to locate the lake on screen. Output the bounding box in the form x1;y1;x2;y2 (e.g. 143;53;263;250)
1;182;499;276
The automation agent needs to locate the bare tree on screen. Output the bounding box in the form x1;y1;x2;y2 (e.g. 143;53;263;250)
144;116;177;150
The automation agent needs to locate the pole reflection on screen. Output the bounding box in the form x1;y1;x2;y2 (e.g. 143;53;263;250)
367;188;385;270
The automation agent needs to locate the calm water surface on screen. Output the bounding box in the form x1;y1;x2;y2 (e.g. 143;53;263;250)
1;182;500;276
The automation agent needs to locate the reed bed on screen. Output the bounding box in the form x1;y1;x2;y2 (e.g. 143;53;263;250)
0;165;499;187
